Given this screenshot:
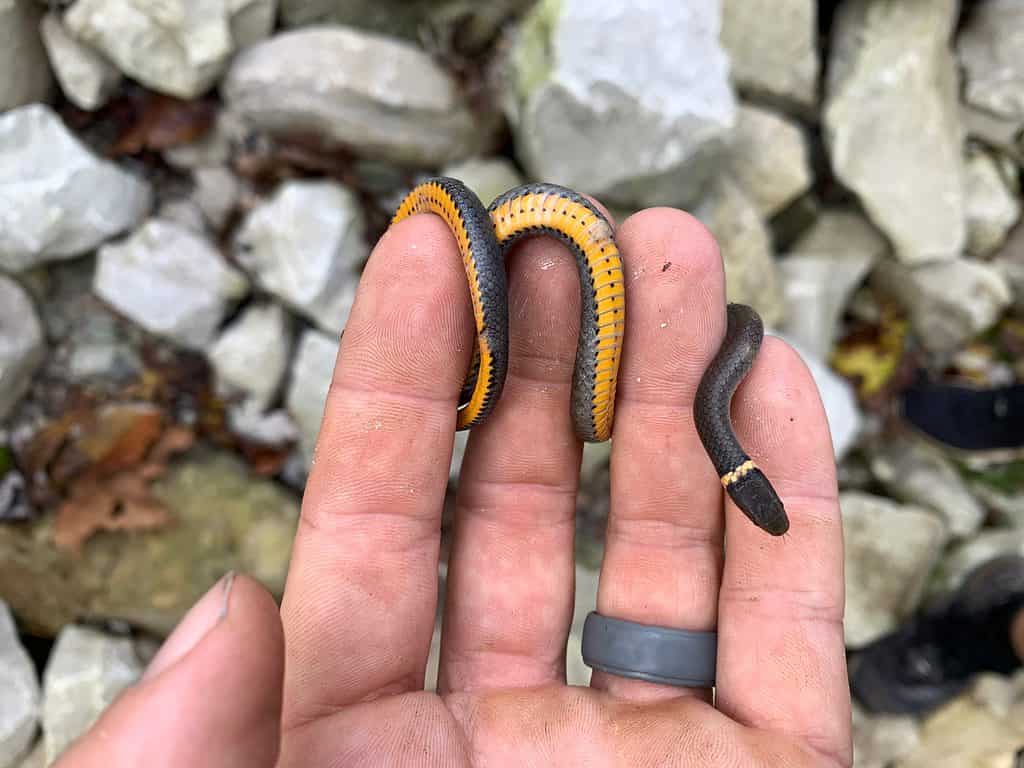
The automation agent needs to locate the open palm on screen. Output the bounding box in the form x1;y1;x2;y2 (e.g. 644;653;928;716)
58;208;851;768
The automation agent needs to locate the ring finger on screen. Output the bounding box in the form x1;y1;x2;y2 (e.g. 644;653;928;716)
590;208;728;702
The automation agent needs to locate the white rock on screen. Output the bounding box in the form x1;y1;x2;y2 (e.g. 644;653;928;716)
776;335;863;460
720;0;818;111
439;157;524;209
449;430;469;484
424;617;442;692
933;529;1024;595
504;0;736;208
39;12;121;111
234;179;365;334
792;210;890;258
964;147;1021;258
209;303;292;409
958;0;1024;123
285;329;339;466
193;166;242;231
869;434;986;540
726;104;813;219
851;703;920;768
972;482;1024;529
65;0;276;99
0;278;45;421
227;403;299;447
157;198;207;234
94;219;249;349
13;743;44;768
779;210;884;360
0;0;52;111
42;625;141;764
0;104;152;273
567;564;599;686
694;176;784;325
780;266;853;360
824;0;964;264
995;223;1024;312
872;256;1012;355
279;0;520;52
897;689;1024;768
961;102;1024;164
223;26;488;166
0;602;39;768
163;109;250;170
229;0;277;49
840;491;947;648
971;673;1021;719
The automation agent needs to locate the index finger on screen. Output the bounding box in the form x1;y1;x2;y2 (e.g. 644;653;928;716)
280;215;473;728
715;338;851;766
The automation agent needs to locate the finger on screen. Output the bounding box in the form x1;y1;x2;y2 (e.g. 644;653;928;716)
438;233;583;692
716;338;851;766
55;575;283;768
280;215;473;724
590;208;727;702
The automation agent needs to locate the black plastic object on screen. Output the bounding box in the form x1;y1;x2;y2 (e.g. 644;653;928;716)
901;376;1024;451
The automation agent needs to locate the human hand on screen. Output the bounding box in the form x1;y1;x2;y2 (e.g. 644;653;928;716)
56;206;851;767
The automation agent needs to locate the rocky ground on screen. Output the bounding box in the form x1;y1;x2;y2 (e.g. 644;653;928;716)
1;0;1023;766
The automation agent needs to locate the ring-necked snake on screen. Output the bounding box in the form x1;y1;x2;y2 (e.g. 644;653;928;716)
392;177;789;536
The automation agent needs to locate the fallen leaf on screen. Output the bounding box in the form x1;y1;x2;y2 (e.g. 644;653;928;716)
53;476;171;556
110;92;216;156
148;426;196;466
238;441;292;477
233;133;361;186
65;403;164;481
831;309;909;399
46;409;195;554
17;408;90;482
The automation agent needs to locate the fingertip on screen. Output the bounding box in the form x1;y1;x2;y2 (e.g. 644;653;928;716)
219;573;286;664
611;207;727;403
732;336;838;499
333;211;476;400
55;574;284;768
618;207;723;291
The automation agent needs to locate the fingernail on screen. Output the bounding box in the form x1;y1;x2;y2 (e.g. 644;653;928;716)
143;572;236;680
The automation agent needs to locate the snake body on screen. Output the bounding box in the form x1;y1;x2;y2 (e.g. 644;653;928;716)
391;177;789;536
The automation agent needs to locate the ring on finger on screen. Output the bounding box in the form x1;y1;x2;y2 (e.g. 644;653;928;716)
581;612;717;688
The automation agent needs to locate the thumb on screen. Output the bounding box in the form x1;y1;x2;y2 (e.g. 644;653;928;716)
54;573;284;768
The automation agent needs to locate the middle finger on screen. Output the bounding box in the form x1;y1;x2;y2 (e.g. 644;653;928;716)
438;231;588;694
590;208;728;702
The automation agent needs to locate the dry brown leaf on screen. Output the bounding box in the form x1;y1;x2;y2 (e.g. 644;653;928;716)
239;441;293;477
72;404;163;477
53;476;171;556
110;92;216;156
50;416;195;555
17;408;90;482
148;426;196;465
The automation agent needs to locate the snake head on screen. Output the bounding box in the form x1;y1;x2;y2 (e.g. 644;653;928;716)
725;467;789;536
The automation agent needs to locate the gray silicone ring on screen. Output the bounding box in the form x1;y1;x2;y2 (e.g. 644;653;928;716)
581;612;717;687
